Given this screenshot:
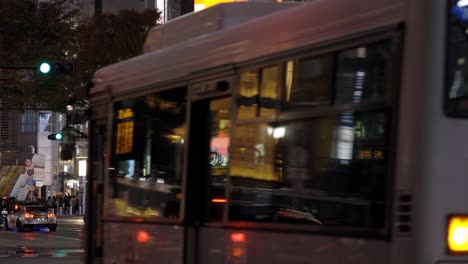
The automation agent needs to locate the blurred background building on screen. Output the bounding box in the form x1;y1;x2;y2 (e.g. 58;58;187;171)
72;0;194;23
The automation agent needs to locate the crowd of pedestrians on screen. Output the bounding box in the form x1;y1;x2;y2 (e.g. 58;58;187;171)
45;193;82;216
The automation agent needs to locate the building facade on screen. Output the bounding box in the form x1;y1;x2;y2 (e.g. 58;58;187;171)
0;110;65;199
72;0;194;23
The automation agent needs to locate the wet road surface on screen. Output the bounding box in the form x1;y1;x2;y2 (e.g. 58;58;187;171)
0;216;84;263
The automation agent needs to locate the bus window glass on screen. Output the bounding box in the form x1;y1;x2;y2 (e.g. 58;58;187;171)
284;55;333;109
229;111;390;228
237;70;259;119
208;97;232;221
446;0;468;117
108;87;186;219
335;41;391;104
230;123;278;182
259;65;281;117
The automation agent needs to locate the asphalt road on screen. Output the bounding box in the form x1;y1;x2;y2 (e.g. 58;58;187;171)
0;216;84;264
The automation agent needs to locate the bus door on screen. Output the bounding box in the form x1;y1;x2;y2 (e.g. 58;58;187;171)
102;87;187;264
185;83;232;264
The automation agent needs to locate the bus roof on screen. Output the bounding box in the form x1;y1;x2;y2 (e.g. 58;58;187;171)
143;2;299;53
91;0;405;97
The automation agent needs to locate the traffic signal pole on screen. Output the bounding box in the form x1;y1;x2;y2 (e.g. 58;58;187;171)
0;66;36;70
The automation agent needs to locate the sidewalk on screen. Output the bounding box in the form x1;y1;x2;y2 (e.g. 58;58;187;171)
57;215;83;219
57;215;84;225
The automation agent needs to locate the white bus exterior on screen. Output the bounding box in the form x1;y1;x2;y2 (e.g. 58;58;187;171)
84;1;468;264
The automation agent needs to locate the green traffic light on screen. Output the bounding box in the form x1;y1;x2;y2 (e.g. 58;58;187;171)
39;62;51;74
47;133;63;140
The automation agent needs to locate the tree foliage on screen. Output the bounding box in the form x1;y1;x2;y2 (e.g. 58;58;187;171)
0;0;79;110
0;0;160;110
75;9;160;83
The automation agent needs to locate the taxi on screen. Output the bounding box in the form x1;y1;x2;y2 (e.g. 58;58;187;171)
4;203;57;232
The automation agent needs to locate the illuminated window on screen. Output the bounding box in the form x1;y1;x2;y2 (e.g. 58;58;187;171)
208;97;232;221
109;87;187;219
237;70;259;119
237;65;282;120
229;111;390;227
115;120;134;154
228;41;395;230
259;66;281;117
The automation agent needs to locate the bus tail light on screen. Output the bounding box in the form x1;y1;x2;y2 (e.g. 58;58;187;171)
447;215;468;253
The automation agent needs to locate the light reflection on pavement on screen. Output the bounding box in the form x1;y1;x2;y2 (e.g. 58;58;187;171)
0;216;84;263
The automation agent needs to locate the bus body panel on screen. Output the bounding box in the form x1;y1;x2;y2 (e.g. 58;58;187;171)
85;0;468;263
416;0;468;263
102;222;184;264
198;227;389;264
389;0;431;263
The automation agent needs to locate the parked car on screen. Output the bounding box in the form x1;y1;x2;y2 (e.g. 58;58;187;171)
0;196;16;228
4;203;57;232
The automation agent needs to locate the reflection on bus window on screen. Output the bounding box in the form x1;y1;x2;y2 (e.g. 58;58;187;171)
259;66;281;117
237;71;259;119
284;55;333;109
108;87;186;219
335;42;391;104
208;97;231;221
230;124;278;182
229;111;389;227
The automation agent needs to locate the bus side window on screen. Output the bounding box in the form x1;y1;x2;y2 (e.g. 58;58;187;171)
335;42;391;104
109;87;187;219
259;65;281;118
207;97;232;221
283;55;333;110
237;70;259;120
237;65;282;120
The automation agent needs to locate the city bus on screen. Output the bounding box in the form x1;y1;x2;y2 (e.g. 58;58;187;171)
83;0;468;263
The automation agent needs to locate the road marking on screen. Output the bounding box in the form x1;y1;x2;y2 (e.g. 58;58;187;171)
47;235;80;241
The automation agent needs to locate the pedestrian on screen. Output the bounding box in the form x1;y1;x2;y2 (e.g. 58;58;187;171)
73;196;80;214
64;195;70;214
47;196;53;207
